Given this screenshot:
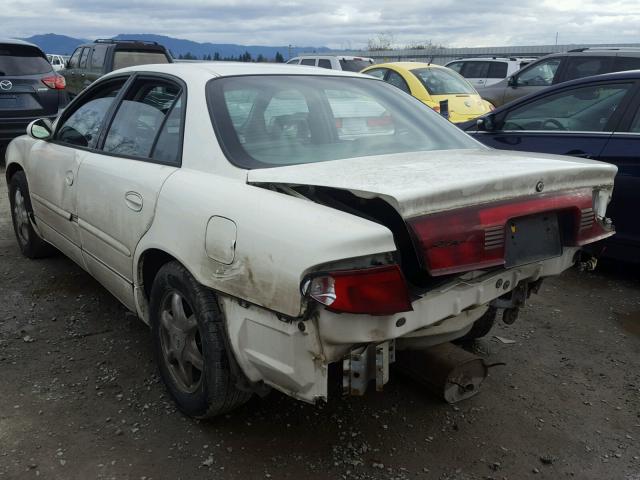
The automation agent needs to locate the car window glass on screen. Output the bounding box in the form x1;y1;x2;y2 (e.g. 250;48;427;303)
629;108;640;133
112;51;169;70
79;48;90;68
103;80;181;158
211;75;479;168
412;68;475;94
446;62;463;73
487;62;508;79
364;68;386;79
152;95;183;164
339;59;373;72
300;59;316;66
565;57;612;81
502;83;631;132
224;89;259;127
90;45;108;71
517;58;561;87
318;59;332;69
285;59;299;64
68;48;82;69
57;79;126;148
461;62;489;78
0;45;52;75
613;56;640;72
385;71;411;94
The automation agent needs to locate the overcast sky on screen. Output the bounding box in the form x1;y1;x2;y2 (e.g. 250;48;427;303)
4;0;640;48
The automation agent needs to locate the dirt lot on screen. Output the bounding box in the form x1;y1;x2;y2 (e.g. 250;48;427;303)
0;170;639;480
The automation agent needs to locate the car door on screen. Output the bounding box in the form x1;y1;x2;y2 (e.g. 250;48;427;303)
503;56;564;104
76;47;92;94
470;81;635;159
87;44;109;85
25;76;129;266
485;61;508;87
461;61;489;89
596;85;640;255
62;47;82;96
75;75;184;309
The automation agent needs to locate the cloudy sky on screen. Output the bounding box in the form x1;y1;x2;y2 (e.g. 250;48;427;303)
4;0;640;48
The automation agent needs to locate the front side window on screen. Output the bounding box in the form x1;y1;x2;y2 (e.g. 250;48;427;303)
79;48;90;69
385;70;411;94
56;79;126;148
614;56;640;72
103;79;181;159
412;68;476;95
300;59;316;66
68;48;81;69
112;50;170;70
318;59;332;69
502;83;632;132
629;108;640;133
208;75;479;169
516;58;561;87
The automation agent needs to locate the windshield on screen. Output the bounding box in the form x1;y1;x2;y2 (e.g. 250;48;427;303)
411;68;476;95
0;45;52;76
207;75;479;169
339;59;373;72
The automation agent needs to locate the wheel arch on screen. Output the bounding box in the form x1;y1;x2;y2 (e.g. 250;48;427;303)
5;162;24;184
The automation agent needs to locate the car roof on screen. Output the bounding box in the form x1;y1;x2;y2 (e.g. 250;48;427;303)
367;62;448;71
0;38;41;49
447;57;537;63
109;62;369;79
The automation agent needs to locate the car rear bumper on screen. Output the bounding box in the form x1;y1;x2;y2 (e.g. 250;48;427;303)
0;115;57;144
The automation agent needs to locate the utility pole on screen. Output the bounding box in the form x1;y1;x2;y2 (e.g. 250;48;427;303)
555;32;558;46
288;44;292;60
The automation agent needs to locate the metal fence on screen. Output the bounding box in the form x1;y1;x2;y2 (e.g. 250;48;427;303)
301;43;640;65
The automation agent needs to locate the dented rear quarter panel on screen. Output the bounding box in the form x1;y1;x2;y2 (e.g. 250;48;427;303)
134;168;397;318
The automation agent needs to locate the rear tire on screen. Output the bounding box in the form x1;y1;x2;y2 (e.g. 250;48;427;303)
8;170;56;259
457;307;498;342
150;261;251;418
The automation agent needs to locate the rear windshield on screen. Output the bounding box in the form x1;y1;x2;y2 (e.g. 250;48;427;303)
207;75;479;169
0;45;52;76
113;50;169;70
411;68;476;95
339;59;373;72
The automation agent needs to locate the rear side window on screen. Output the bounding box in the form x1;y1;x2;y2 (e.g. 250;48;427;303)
103;79;181;159
112;50;169;70
385;71;411;94
91;45;109;71
446;62;463;73
0;45;52;75
364;68;387;79
517;58;562;86
487;62;508;79
300;59;316;66
339;59;373;72
56;79;126;148
461;62;489;79
629;108;640;133
564;57;612;81
613;56;640;72
318;59;332;69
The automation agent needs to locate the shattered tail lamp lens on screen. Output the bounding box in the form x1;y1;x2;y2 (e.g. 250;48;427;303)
409;188;614;276
305;265;412;315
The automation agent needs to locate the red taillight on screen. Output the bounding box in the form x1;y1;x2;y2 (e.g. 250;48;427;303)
431;105;441;113
41;74;66;90
304;265;412;315
408;189;613;276
335;118;343;129
366;115;393;127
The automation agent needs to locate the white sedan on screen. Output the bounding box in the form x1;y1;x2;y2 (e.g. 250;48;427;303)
4;63;616;417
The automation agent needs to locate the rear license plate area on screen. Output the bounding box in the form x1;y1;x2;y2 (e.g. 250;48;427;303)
504;213;562;267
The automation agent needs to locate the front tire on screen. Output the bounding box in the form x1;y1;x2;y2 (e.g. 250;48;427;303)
8;170;55;259
150;261;251;418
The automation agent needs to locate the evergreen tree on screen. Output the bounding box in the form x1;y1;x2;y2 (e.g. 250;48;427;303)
213;52;220;61
275;52;284;63
256;54;265;63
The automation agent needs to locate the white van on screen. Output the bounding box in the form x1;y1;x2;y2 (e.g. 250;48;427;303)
286;55;374;72
444;57;537;89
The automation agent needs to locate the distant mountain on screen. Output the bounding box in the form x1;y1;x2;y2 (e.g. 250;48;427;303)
20;33;330;60
22;33;89;55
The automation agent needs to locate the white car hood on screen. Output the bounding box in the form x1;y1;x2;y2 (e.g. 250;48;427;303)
247;148;617;218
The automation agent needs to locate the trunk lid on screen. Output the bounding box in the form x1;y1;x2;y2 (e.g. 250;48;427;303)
247;148;617;219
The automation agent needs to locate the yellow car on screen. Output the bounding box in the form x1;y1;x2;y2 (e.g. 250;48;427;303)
361;62;493;123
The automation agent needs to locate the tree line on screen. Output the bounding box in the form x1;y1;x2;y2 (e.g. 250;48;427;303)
176;51;285;62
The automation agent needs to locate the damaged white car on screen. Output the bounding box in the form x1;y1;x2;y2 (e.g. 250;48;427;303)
5;63;616;417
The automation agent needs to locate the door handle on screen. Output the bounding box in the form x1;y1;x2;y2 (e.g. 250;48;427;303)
125;191;143;212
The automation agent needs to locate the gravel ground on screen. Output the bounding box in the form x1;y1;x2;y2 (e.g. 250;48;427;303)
0;169;639;480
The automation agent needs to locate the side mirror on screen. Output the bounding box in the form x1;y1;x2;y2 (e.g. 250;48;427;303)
476;114;496;132
27;118;53;140
507;76;517;88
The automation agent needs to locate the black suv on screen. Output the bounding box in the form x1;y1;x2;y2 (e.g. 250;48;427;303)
479;47;640;107
0;39;65;152
62;39;173;98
